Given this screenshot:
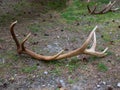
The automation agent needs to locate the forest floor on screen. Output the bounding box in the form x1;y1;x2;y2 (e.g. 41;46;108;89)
0;0;120;90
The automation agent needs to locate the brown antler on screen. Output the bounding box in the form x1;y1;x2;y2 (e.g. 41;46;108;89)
10;21;108;61
87;1;119;14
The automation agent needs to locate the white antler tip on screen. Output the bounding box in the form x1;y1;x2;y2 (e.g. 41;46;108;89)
95;25;98;28
14;20;18;24
93;25;98;32
103;47;108;53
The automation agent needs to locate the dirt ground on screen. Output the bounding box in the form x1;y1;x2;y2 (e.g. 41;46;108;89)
0;0;120;90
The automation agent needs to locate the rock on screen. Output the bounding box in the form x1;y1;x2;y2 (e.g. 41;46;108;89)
59;80;65;87
115;54;119;57
44;71;48;75
97;84;100;88
60;80;64;83
102;81;106;85
9;77;14;82
42;85;45;87
117;82;120;88
57;36;60;38
72;85;80;90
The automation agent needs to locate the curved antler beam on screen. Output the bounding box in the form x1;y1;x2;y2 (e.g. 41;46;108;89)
10;21;108;61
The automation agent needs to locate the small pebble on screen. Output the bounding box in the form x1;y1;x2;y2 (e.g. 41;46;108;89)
59;80;65;87
116;54;119;57
97;84;100;88
102;81;106;85
66;64;69;67
117;82;120;88
48;84;50;86
32;75;35;78
57;36;60;38
60;80;64;83
42;85;45;87
44;71;48;75
9;77;14;83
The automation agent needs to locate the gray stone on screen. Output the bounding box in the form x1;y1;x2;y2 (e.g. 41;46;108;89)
117;82;120;88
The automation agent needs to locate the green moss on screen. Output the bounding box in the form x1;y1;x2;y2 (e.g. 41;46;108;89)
98;62;108;72
66;57;80;73
28;23;41;33
68;78;76;84
22;65;37;73
47;0;67;10
49;67;61;75
0;14;15;25
5;51;19;61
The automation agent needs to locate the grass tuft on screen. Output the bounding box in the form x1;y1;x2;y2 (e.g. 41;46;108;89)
98;62;108;72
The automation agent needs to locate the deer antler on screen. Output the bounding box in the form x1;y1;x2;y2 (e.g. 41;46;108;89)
87;1;119;14
10;21;108;61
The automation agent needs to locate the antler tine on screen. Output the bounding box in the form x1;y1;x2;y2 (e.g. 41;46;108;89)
80;26;98;51
87;3;97;14
84;30;108;57
110;1;116;7
91;4;97;14
99;1;112;13
103;1;116;13
49;50;64;60
10;20;20;48
21;33;31;50
102;47;108;53
87;5;92;13
90;32;96;51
